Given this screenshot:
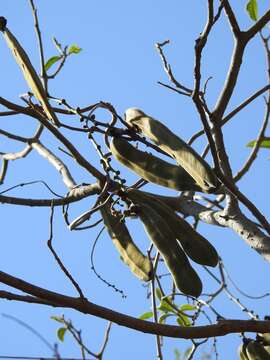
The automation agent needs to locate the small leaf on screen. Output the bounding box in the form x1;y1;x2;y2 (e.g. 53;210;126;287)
139;311;153;320
51;316;64;324
246;138;270;148
158;301;175;314
155;288;162;301
57;327;67;342
246;0;258;21
68;44;82;55
177;315;191;327
158;299;177;314
159;313;173;324
45;55;62;71
180;304;196;312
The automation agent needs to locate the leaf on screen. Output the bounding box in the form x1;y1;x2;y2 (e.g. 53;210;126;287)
246;138;270;148
68;44;82;55
45;55;62;71
51;315;64;323
246;0;258;21
179;304;196;312
158;299;176;314
158;313;173;324
177;315;191;327
57;327;67;342
139;311;153;320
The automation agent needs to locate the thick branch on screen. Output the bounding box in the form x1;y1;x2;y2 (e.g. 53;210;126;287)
245;10;270;41
221;0;241;37
212;39;246;122
1;270;270;339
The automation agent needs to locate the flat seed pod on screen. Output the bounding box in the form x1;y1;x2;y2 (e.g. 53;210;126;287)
1;24;60;127
137;202;202;297
259;333;270;346
246;340;270;360
100;201;152;282
127;189;218;267
264;346;270;355
125;108;219;193
238;343;249;360
110;137;201;191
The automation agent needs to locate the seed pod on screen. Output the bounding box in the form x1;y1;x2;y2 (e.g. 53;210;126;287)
246;340;270;360
110;137;201;191
137;202;202;297
259;333;270;346
1;24;60;127
127;189;218;267
125;108;219;193
100;201;152;282
238;343;249;360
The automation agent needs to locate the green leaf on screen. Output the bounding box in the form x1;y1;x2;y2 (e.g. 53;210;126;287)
139;311;153;320
158;313;173;324
155;288;162;300
158;299;176;314
177;315;191;327
45;55;62;71
246;0;258;21
179;304;196;312
246;138;270;148
57;327;67;342
51;316;64;324
68;44;82;55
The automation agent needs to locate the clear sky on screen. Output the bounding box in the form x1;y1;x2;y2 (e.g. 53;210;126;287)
1;1;270;359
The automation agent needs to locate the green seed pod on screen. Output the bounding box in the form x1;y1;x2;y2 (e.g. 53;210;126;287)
110;137;201;191
100;201;152;282
246;340;270;360
127;189;218;267
125;108;220;193
137;202;202;297
1;26;60;127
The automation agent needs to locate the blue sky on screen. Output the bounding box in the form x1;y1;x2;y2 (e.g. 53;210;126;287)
1;1;270;359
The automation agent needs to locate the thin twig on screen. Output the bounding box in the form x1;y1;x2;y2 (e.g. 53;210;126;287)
148;252;163;360
234;98;270;182
47;203;85;298
28;0;48;91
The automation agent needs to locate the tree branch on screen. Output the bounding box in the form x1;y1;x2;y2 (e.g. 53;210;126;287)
1;269;270;339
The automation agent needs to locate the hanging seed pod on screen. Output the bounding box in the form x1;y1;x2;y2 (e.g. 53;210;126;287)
136;201;202;297
125;108;220;193
110;137;201;191
246;340;270;360
127;189;218;267
0;20;60;127
238;342;249;360
100;201;152;282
